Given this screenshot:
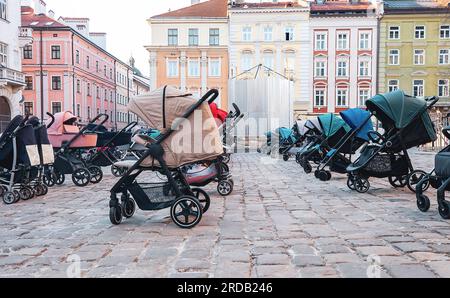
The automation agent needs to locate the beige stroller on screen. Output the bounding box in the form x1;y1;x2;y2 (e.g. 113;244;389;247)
109;86;223;229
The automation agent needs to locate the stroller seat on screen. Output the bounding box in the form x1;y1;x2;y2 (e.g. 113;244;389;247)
436;152;450;179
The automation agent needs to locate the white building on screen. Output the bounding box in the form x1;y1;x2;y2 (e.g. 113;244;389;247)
115;60;134;129
0;0;32;131
228;0;311;117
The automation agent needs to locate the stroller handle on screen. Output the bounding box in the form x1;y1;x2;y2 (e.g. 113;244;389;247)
46;112;55;129
425;96;439;108
229;103;242;119
86;113;109;133
122;121;138;133
206;89;220;105
443;126;450;140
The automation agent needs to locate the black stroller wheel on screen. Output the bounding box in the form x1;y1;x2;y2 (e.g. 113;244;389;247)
3;191;16;205
355;178;370;194
417;195;431;213
111;165;124;177
439;201;450;220
72;168;91;187
34;184;45;197
54;172;65;185
110;205;123;225
326;171;332;181
222;154;231;164
20;186;34;200
88;166;103;184
389;176;407;188
347;176;356;191
122;199;136;219
43;173;56;187
318;170;329;182
407;170;429;193
171;196;203;229
314;170;320;179
217;180;233;196
220;163;230;175
283;155;290;162
303;162;312;174
192;188;211;213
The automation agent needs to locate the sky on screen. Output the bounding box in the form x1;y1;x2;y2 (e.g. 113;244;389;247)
43;0;193;76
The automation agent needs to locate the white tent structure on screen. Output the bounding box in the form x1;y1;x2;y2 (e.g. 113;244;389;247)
228;65;294;138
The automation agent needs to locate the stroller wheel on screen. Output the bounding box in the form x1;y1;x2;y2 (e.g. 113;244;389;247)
417;195;431;213
3;191;17;205
72;168;91;187
43;173;55;187
111;165;124;178
355;178;370;194
314;170;320;179
347;176;356;191
110;205;123;225
303;162;312;174
318;170;329;182
222;154;231;164
439;201;450;220
217;180;233;196
388;176;407;188
122;199;136;219
407;170;429;193
192;188;211;213
220;163;230;175
283;155;290;162
88;166;103;184
54;171;65;185
326;171;332;181
20;186;34;200
171;196;203;229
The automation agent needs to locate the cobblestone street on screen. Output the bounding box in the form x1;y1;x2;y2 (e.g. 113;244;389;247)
1;150;450;278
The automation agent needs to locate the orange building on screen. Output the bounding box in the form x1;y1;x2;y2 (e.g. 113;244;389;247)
146;0;229;108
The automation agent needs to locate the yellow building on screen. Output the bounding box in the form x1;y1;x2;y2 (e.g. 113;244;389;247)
379;0;450;116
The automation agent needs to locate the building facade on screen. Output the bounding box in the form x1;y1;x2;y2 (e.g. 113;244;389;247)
21;1;133;129
228;1;311;117
309;0;380;115
0;0;32;132
115;60;134;129
146;0;229;108
379;0;450;116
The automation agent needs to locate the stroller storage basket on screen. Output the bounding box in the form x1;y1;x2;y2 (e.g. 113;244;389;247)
128;182;176;210
364;154;409;177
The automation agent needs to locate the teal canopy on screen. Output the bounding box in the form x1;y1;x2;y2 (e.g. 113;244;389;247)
366;90;427;129
318;113;350;138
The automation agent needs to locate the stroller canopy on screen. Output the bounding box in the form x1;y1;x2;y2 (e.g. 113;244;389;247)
128;86;223;168
366;90;428;129
340;108;374;142
318;114;350;138
47;111;79;135
296;120;309;136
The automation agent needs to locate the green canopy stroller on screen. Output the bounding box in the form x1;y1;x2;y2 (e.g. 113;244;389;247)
347;90;438;193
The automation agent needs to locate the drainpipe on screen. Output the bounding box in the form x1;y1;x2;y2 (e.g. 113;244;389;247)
376;4;382;95
39;29;44;120
114;61;117;131
71;32;75;114
127;69;130;124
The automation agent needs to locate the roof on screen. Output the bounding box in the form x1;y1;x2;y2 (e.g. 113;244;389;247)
230;1;307;9
384;0;450;12
21;6;66;28
152;0;228;18
311;1;375;13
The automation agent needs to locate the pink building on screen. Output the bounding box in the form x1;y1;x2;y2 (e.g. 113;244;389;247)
21;5;131;129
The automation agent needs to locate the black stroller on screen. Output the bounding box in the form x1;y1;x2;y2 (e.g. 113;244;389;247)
108;86;224;229
416;126;450;219
0;115;41;204
347;90;439;193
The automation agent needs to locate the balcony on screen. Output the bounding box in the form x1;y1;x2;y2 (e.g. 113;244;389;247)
18;27;33;48
0;67;26;89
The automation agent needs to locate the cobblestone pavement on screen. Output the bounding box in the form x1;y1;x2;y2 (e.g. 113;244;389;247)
1;150;449;278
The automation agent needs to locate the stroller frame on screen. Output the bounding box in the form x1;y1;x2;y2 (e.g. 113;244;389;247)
109;89;220;229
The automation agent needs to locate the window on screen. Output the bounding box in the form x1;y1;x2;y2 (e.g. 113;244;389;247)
314;88;325;107
86;56;90;68
189;29;199;46
75;50;80;64
242;27;251;41
104;89;107;100
51;76;61;90
0;0;7;20
52;102;62;114
110;69;113;79
168;29;178;46
285;27;294;41
415;26;425;39
438;79;449;97
87;106;91;120
96;61;99;72
0;42;7;65
337;60;348;77
76;104;81;117
439;49;449;65
284;51;295;74
104;65;107;76
25;76;33;90
389;49;400;65
315;33;327;50
359;32;370;50
263;52;274;70
87;83;90;96
241;52;253;71
389;26;400;40
336;89;348;107
96;86;99;98
209;28;220;46
76;80;80;93
337;33;348;50
359;60;370;77
167;59;178;77
24;102;33;116
413;80;424;97
358;88;370;106
209;58;221;77
23;45;32;59
264;27;273;42
388;80;399;92
51;46;61;59
414;49;425;65
314;60;326;77
441;25;450;39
